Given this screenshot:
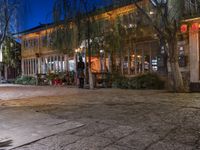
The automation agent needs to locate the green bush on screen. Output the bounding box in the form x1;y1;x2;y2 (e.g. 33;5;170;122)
112;73;165;90
15;76;36;85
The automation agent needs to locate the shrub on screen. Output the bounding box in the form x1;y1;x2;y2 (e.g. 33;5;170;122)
112;73;165;90
15;76;36;85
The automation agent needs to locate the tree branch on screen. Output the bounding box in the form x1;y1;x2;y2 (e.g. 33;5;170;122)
133;1;163;36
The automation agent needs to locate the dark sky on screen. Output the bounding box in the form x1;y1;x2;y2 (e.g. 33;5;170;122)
20;0;112;32
20;0;54;31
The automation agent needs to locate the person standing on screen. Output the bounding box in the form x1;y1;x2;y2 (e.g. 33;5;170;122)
77;57;85;88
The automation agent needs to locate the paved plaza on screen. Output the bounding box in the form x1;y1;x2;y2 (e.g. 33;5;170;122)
0;85;200;150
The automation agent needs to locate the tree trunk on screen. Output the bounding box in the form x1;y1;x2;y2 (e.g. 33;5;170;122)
128;48;131;75
170;61;185;92
87;20;94;89
168;37;186;92
4;64;8;81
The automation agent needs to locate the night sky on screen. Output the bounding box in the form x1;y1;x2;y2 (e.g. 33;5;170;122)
19;0;112;32
20;0;54;31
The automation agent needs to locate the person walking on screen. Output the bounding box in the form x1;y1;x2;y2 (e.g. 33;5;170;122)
77;56;85;88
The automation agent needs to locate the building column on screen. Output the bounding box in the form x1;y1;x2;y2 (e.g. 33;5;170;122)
64;54;69;72
33;59;35;75
49;56;52;72
108;53;111;72
44;57;47;74
134;49;137;74
142;49;145;73
53;56;56;72
21;59;24;76
31;59;33;75
24;59;27;75
128;49;131;75
35;58;37;75
189;27;199;82
74;53;77;73
38;57;41;74
57;55;60;72
27;59;30;76
60;55;63;72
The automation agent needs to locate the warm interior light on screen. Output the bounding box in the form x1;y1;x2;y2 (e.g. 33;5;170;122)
100;50;104;53
149;11;154;15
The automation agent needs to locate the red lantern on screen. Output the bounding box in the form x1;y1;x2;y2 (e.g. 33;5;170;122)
180;24;187;33
191;23;199;32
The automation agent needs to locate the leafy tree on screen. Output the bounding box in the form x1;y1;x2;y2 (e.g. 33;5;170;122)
2;37;20;68
125;0;187;92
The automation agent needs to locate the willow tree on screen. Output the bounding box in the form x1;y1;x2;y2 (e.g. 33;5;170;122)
52;0;110;89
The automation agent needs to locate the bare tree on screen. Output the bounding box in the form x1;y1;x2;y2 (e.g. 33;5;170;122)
0;0;19;47
0;0;19;82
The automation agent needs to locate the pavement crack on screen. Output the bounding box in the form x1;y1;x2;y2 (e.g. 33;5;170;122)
103;131;135;149
143;126;179;150
11;124;85;150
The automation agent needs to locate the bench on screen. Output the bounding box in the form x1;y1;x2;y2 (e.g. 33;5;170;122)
93;72;112;88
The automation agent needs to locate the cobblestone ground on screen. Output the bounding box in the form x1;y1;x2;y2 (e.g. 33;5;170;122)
1;85;200;150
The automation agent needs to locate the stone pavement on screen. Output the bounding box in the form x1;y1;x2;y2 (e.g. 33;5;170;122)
0;108;83;150
0;85;200;149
